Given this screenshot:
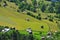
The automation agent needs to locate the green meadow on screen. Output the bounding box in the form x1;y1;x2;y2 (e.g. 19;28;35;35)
0;6;58;32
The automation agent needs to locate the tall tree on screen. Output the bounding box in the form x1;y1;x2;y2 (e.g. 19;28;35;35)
41;4;46;12
48;6;54;13
55;2;60;14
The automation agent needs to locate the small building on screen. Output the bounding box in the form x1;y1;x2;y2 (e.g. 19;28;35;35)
2;28;10;32
47;32;52;36
41;36;45;40
2;1;7;7
46;35;51;38
26;28;32;34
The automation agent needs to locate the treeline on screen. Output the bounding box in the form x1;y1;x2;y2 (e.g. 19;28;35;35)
27;12;41;20
0;0;60;14
6;0;60;14
0;26;34;40
0;26;60;40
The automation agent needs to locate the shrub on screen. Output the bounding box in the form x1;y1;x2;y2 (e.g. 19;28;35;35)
58;19;60;21
4;26;9;28
41;4;46;12
30;14;35;18
36;16;41;20
17;9;20;12
28;34;34;40
38;14;41;16
49;18;53;22
27;12;31;15
48;6;54;13
40;31;42;35
0;26;4;32
41;26;44;29
0;4;1;7
54;15;58;18
26;18;30;21
56;21;57;23
57;22;60;29
48;15;54;22
44;17;48;20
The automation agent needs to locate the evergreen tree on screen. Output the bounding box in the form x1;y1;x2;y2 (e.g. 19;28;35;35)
48;6;54;13
41;4;46;12
55;2;60;14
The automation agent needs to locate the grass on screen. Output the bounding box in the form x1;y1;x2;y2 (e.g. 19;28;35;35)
0;1;59;40
19;30;47;40
0;7;49;32
0;1;59;33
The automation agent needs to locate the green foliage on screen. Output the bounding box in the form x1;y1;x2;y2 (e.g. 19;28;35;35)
27;12;32;16
0;0;2;2
41;4;47;12
55;2;60;14
0;26;60;40
48;6;54;13
28;34;34;40
0;26;34;40
32;0;37;6
57;21;60;29
18;2;27;12
38;14;41;16
0;26;4;32
0;0;60;40
48;15;54;22
0;4;1;7
51;2;55;7
7;0;60;14
36;16;41;20
46;0;51;1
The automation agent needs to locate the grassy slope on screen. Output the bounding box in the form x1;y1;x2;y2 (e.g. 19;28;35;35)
0;1;59;32
0;7;49;32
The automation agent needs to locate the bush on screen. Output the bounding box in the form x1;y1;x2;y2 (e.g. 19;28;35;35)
0;4;1;7
48;6;54;13
56;21;57;23
43;16;48;20
41;4;46;12
7;0;16;2
48;15;54;22
36;16;41;20
0;26;4;32
30;14;35;18
26;18;30;21
40;31;42;35
49;18;53;22
58;19;60;21
4;26;9;28
55;2;60;14
28;34;34;40
41;26;44;29
38;14;41;16
27;12;31;15
54;15;58;18
17;9;20;12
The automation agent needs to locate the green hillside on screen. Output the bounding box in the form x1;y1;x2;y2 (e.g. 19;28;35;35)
0;1;59;32
0;0;60;40
0;7;49;31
